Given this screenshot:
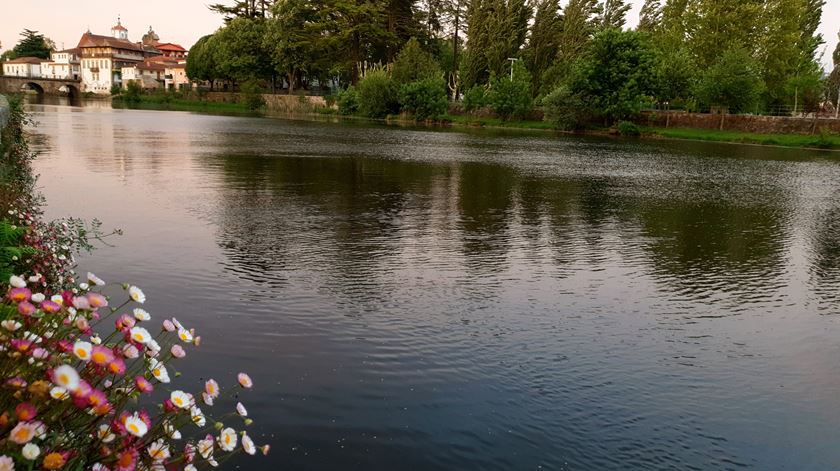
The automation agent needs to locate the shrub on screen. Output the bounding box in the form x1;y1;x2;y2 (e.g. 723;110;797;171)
122;81;143;104
240;80;265;111
541;85;593;130
398;78;448;120
356;68;399;118
462;85;487;112
487;61;533;120
695;48;764;114
337;86;359;115
617;121;641;137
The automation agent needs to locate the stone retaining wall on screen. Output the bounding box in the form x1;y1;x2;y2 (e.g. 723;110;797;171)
0;95;9;130
203;92;328;113
640;111;840;135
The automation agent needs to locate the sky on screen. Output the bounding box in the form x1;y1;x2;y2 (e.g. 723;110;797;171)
0;0;838;70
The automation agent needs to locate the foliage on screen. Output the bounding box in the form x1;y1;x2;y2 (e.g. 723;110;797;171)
4;29;52;60
0;221;35;284
391;38;442;85
486;61;532;120
398;77;448;119
652;44;697;106
637;0;662;32
356;68;399;118
617;121;641;136
337;86;360;115
240;80;266;110
541;85;592;130
568;29;655;123
461;0;531;89
122;81;143;104
213;18;273;84
186;35;220;87
522;0;563;96
695;48;764;114
462;85;488;112
599;0;631;30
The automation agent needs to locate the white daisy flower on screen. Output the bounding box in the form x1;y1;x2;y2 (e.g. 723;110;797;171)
170;390;192;409
218;427;237;452
185;465;198;471
50;386;69;400
236;402;248;417
150;360;170;383
1;320;21;331
22;442;40;460
97;424;116;443
50;294;63;305
52;364;80;391
191;406;206;427
128;285;146;303
130;326;152;344
124;413;148;437
197;437;214;459
9;275;26;288
133;308;151;321
164;422;182;440
87;272;105;286
30;293;45;303
178;329;193;343
147;439;170;461
90;334;102;345
241;433;256;455
73;341;92;362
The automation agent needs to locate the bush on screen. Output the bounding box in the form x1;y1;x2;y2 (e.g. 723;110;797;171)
240;80;265;111
122;81;143;104
110;84;122;96
462;85;487;112
487;61;533;120
356;68;399;118
617;121;641;137
337;86;359;115
541;85;593;130
398;78;448;120
695;48;764;114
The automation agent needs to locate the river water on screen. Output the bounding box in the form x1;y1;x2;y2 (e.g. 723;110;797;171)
23;101;840;470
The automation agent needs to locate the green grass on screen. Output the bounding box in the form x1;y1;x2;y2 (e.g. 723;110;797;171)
643;126;840;150
112;95;257;114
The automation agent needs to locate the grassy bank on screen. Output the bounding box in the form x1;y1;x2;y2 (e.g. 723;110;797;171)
642;126;840;150
112;95;258;115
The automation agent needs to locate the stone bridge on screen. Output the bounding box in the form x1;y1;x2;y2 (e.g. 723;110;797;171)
0;76;82;97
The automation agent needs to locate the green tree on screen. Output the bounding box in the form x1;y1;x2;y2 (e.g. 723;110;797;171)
186;35;220;88
209;0;273;21
637;0;662;33
554;0;601;67
461;0;530;88
827;31;840;109
266;0;330;93
652;44;697;107
599;0;631;30
392;38;442;84
568;28;655;123
683;0;763;70
695;48;764;114
8;29;52;60
356;67;400;117
487;60;532;119
523;0;563;95
398;77;449;119
214;18;273;85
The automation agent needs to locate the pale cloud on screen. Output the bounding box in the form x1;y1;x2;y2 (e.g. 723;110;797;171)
1;0;838;71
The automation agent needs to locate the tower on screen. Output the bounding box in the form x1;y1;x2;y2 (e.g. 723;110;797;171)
111;16;128;40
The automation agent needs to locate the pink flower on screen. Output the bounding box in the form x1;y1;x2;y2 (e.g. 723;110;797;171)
17;301;35;316
72;296;90;310
170;345;186;358
123;344;140;359
162;319;175;332
237;373;253;389
41;300;61;313
9;287;31;302
87;292;108;308
75;317;90;333
108;358;126;375
11;339;33;353
5;377;26;388
32;347;49;359
90;346;114;367
135;376;153;393
116;314;136;331
15;402;37;421
88;389;108;408
114;447;138;471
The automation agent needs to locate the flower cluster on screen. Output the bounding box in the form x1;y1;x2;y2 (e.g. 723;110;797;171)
0;274;268;470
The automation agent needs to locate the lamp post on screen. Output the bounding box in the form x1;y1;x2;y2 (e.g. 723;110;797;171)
507;57;517;81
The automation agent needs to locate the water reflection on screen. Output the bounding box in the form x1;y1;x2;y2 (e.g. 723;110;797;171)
25;104;840;470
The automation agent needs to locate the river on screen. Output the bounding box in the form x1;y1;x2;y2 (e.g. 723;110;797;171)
23;100;840;470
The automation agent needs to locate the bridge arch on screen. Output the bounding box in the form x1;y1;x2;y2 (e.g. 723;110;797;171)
58;84;79;98
21;82;44;95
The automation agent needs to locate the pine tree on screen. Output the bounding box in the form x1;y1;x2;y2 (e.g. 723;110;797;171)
10;29;52;60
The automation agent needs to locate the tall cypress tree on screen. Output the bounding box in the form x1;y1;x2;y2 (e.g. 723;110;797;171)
523;0;563;95
637;0;662;33
461;0;529;88
599;0;630;30
555;0;601;66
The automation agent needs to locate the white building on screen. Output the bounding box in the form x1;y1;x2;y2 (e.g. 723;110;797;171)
2;57;43;77
39;48;81;80
77;19;145;94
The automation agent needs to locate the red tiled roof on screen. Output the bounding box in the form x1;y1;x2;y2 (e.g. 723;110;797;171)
156;43;187;52
3;56;45;64
112;24;128;32
57;47;81;55
76;32;144;52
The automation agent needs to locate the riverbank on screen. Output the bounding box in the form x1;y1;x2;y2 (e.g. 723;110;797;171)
108;93;840;151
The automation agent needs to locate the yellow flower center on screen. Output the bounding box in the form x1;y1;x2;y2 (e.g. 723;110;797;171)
128;423;139;434
14;427;31;441
58;373;69;385
75;348;87;357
